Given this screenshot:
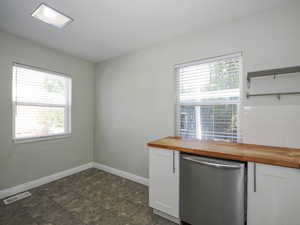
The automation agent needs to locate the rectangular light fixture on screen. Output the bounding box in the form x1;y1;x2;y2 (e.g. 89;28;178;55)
32;3;73;28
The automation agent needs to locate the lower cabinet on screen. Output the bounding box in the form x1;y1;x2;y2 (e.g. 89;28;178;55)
149;149;300;225
247;162;300;225
149;147;180;219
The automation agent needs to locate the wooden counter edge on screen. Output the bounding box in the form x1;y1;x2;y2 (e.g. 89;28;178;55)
147;139;300;169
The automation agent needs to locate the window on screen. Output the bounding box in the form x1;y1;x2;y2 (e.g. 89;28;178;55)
175;53;241;142
12;63;72;142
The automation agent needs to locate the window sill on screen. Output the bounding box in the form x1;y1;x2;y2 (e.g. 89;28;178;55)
13;133;72;144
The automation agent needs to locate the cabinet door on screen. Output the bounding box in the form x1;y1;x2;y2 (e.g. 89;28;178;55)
149;147;179;218
248;162;300;225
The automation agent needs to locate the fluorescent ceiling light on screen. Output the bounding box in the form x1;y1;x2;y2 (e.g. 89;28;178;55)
32;4;73;28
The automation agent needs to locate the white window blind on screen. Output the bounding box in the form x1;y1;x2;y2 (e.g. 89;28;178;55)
175;53;241;142
12;63;72;141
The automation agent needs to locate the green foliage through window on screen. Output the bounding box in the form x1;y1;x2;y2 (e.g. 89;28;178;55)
43;77;65;94
204;59;239;92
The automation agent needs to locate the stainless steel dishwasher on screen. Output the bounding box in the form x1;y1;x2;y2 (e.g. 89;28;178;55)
180;154;246;225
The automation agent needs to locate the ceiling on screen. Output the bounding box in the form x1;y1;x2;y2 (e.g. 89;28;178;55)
0;0;291;62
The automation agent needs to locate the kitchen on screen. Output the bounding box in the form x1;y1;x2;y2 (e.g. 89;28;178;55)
146;53;300;224
1;1;300;225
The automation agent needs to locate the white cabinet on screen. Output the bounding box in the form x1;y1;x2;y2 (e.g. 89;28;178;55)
247;162;300;225
149;147;180;218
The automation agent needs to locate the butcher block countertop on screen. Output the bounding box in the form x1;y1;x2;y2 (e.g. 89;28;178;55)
147;137;300;169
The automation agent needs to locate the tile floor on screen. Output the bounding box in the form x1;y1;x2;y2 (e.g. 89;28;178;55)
0;168;176;225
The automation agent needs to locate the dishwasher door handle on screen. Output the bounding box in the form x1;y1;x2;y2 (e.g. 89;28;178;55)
182;156;241;169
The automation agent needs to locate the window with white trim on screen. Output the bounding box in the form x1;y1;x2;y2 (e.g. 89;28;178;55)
12;63;72;141
175;53;241;142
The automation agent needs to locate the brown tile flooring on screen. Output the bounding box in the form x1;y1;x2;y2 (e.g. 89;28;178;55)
0;168;176;225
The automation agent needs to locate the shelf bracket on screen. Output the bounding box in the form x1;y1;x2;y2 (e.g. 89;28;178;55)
247;78;251;89
277;94;281;100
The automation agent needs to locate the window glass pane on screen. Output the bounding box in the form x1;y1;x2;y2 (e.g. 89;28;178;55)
15;105;65;138
13;64;71;140
179;104;238;142
178;57;240;103
15;66;68;105
180;113;187;130
179;106;197;139
176;54;241;142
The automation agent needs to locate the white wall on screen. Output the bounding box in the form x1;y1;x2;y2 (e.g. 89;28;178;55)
0;31;95;190
95;2;300;178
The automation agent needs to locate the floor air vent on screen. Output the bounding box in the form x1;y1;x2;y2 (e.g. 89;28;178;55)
3;191;32;205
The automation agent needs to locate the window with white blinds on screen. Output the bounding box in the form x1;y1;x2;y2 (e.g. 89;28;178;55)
12;63;72;141
175;53;241;142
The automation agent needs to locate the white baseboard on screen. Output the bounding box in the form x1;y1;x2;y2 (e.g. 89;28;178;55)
93;162;149;186
153;209;181;224
0;162;93;200
0;162;149;200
